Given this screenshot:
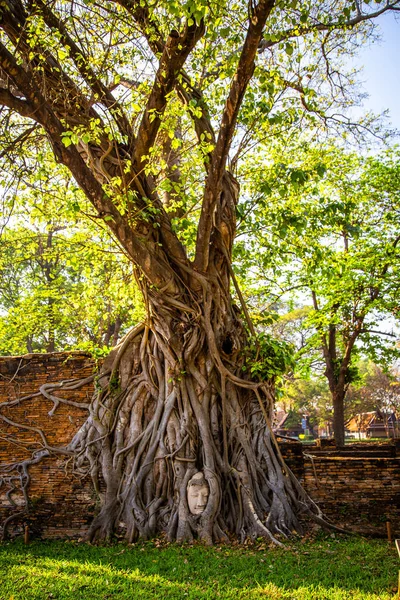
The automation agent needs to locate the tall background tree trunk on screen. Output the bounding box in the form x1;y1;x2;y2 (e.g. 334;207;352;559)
332;389;346;447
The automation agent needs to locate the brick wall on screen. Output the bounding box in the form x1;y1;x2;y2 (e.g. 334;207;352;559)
275;438;400;535
302;453;400;535
1;353;400;539
0;353;96;538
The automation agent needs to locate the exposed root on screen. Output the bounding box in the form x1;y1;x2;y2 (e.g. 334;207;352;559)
66;315;330;544
0;274;334;544
1;511;26;541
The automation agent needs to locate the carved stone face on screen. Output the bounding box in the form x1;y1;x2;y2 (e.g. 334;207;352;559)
187;472;209;515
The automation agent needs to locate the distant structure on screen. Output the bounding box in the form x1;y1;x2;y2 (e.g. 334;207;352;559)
274;410;316;439
345;411;400;439
274;408;400;440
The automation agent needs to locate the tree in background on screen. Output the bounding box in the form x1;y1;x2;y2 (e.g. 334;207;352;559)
242;145;400;446
263;307;400;440
0;0;399;543
0;226;144;354
345;361;400;434
0;154;144;354
280;376;333;435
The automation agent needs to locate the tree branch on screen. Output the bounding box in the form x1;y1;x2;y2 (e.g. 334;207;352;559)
257;2;400;53
32;0;133;139
337;320;363;390
0;124;38;159
360;329;398;338
108;0;216;167
195;0;276;272
175;75;216;164
0;88;35;119
1;0;191;276
0;2;104;129
0;42;175;289
133;21;205;169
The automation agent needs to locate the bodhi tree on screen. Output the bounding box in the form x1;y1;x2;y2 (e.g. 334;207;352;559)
242;145;400;447
0;0;399;543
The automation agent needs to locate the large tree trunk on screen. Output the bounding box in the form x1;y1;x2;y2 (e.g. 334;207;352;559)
68;251;323;544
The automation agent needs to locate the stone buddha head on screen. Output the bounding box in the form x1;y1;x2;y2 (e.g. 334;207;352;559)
187;471;210;515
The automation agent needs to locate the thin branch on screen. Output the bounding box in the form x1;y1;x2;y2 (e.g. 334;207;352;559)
0;88;35;119
32;0;133;139
0;124;39;159
360;329;398;338
257;2;400;53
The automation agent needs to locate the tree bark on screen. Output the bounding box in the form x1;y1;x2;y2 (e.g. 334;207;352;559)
332;389;346;447
68;272;323;543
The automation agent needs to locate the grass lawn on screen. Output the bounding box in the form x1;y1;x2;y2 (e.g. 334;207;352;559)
0;534;398;599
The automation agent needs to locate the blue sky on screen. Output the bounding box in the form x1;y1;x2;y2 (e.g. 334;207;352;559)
356;12;400;129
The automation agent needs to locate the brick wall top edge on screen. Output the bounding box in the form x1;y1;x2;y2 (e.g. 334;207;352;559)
0;351;93;361
0;352;98;376
303;455;400;462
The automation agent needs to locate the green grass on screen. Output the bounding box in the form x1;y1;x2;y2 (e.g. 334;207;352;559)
0;534;398;599
345;438;392;443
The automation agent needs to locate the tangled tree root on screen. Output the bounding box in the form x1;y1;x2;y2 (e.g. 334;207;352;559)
65;322;334;545
0;321;342;544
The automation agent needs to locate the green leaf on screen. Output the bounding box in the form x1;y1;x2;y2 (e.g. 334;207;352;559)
285;43;294;56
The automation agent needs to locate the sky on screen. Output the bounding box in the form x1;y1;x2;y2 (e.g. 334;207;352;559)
355;12;400;130
338;12;400;343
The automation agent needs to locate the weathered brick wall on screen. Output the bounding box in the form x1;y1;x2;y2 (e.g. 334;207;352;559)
276;440;304;478
1;353;400;539
267;439;400;535
302;453;400;535
0;353;97;538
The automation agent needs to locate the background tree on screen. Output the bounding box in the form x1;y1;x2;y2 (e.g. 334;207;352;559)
266;305;400;440
0;225;144;354
0;0;399;543
0;224;144;354
282;374;333;432
0;152;144;354
345;361;400;434
243;145;400;446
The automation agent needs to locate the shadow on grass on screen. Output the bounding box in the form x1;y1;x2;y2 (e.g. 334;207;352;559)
0;536;398;599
